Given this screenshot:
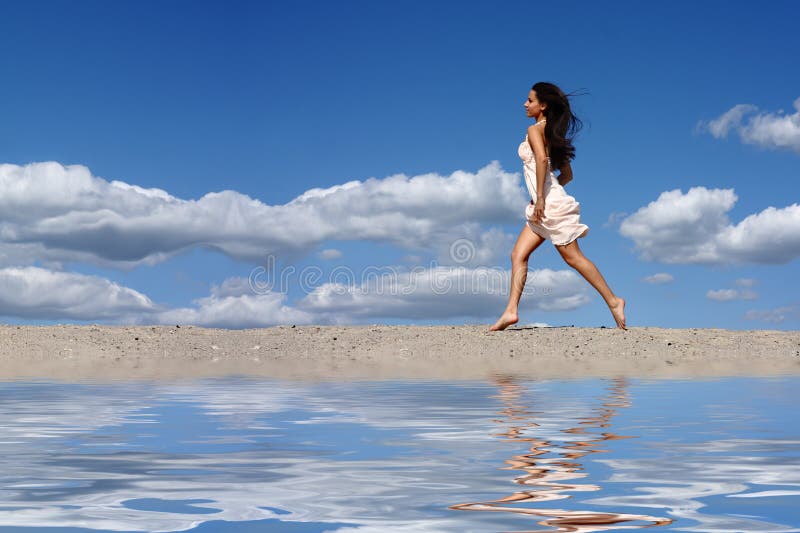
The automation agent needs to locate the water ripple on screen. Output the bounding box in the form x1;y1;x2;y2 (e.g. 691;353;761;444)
0;377;796;532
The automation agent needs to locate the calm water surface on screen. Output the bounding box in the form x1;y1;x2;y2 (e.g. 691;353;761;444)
0;376;797;532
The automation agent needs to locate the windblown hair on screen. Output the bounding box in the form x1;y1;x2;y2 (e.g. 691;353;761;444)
532;82;585;170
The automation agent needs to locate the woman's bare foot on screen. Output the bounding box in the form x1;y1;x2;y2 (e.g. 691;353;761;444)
489;311;519;331
609;297;626;330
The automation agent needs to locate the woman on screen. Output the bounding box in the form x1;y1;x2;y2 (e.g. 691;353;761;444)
490;82;626;331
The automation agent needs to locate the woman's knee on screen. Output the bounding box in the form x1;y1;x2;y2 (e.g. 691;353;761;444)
511;248;529;264
557;245;581;266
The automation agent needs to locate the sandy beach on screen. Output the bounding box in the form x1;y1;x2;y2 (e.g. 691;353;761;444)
1;324;798;381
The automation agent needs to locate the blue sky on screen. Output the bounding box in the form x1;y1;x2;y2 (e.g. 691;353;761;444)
1;0;798;329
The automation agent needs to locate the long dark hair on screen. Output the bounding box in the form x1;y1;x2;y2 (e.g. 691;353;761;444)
532;82;585;170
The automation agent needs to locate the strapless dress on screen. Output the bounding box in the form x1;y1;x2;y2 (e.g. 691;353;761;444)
518;134;589;246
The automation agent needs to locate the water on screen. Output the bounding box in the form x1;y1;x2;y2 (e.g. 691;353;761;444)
0;376;797;532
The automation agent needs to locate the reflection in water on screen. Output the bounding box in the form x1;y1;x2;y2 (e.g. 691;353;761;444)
450;377;673;531
0;377;798;531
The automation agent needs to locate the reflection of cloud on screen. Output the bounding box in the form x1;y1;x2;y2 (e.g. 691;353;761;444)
0;381;158;442
0;380;797;532
730;490;800;498
0;380;605;532
589;439;800;533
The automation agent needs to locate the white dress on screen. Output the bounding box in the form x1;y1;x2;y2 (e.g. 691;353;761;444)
518;133;589;246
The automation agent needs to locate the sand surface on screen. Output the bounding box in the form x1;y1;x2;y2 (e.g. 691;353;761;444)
1;324;798;381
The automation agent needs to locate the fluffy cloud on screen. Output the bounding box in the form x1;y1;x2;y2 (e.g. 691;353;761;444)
698;104;759;138
0;266;157;320
295;266;591;319
706;288;758;301
0;160;527;268
697;97;800;153
318;248;343;260
743;305;800;324
0;159;577;325
619;186;800;264
433;225;517;267
642;273;674;284
602;211;628;228
165;266;590;327
0;267;314;327
151;288;316;329
0;265;590;327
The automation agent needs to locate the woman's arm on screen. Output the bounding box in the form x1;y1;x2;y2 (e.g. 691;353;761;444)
558;160;573;186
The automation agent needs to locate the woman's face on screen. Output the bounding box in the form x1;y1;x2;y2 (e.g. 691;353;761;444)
524;90;545;117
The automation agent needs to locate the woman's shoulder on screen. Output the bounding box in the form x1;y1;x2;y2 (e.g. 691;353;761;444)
526;122;546;137
526;123;548;149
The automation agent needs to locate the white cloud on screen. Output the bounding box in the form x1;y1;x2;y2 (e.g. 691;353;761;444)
0;159;608;325
706;288;758;301
619;186;800;264
0;267;314;327
642;273;674;284
734;277;757;287
697;97;800;153
603;211;628;228
318;248;343;260
715;203;800;264
151;290;316;329
744;305;800;324
208;276;255;298
0;266;157;320
698;104;759;138
151;266;591;327
434;225;517;267
0;242;68;269
0;160;527;268
0;263;590;326
296;266;591;320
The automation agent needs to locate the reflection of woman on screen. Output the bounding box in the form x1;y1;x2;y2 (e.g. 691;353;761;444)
489;82;626;331
449;376;672;531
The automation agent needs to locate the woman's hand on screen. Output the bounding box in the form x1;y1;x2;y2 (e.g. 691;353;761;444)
533;197;546;223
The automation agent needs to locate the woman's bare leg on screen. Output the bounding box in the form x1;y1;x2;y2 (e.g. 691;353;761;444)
554;239;626;329
489;225;547;331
